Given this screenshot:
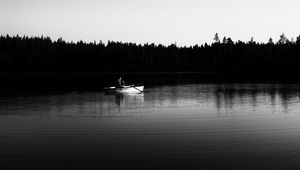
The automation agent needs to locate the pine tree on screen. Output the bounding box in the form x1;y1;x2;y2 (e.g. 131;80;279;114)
213;33;220;44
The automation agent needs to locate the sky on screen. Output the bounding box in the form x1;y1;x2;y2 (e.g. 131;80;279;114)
0;0;300;46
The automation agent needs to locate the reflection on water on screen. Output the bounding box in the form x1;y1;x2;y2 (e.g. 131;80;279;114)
213;84;300;112
1;84;299;118
1;84;300;169
114;93;144;107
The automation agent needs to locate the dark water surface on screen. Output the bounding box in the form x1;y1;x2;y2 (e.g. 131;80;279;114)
1;84;300;169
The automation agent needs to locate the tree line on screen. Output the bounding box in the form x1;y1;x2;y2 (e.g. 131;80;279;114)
0;33;300;73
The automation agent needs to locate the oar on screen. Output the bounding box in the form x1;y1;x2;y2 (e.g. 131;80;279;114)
130;85;143;92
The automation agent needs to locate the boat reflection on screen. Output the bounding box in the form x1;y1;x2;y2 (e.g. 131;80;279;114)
115;93;144;106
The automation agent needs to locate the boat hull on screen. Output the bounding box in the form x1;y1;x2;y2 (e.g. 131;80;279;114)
105;85;144;94
115;86;144;93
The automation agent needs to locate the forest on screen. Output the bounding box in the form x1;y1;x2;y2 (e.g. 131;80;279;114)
0;33;300;74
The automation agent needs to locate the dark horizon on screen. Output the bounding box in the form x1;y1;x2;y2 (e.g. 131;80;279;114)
1;33;300;74
1;32;299;48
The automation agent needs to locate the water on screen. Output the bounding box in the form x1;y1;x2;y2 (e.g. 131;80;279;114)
1;84;300;169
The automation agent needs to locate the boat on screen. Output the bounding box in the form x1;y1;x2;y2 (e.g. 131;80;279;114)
105;85;144;94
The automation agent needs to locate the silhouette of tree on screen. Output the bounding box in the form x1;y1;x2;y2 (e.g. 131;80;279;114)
222;37;227;44
249;37;255;44
278;33;289;44
226;38;234;45
268;38;274;44
0;34;300;74
296;35;300;44
213;33;220;44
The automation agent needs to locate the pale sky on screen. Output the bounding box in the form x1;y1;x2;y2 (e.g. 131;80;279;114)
0;0;300;46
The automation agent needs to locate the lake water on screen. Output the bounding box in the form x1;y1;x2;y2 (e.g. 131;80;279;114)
1;84;300;169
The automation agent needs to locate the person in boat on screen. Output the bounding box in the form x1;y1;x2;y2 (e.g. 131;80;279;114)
117;77;126;87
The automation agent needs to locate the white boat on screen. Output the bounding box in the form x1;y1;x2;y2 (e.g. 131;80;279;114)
105;85;144;93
